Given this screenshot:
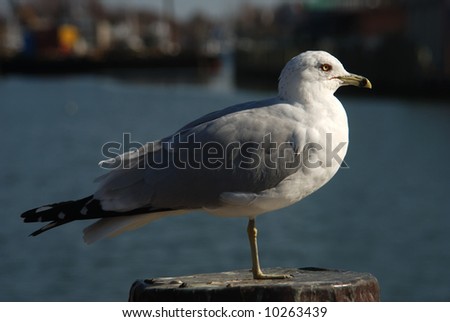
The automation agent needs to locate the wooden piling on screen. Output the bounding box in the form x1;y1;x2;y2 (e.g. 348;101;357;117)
129;267;380;301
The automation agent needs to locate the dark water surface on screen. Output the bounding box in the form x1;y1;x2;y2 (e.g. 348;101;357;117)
1;75;449;301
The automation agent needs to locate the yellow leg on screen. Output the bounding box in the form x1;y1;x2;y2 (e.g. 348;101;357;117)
247;218;291;279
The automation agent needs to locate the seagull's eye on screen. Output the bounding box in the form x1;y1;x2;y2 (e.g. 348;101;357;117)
320;64;332;72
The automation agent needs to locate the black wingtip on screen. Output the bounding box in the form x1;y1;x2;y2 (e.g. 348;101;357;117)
29;230;41;237
21;208;35;220
28;226;46;237
21;194;165;237
21;205;55;223
28;220;69;237
21;195;94;224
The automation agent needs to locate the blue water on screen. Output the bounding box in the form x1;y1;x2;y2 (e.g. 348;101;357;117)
1;75;449;301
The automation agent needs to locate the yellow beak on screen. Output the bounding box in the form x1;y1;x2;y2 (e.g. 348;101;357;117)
337;74;372;89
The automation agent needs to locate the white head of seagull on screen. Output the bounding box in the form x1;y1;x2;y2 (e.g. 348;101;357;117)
278;51;372;104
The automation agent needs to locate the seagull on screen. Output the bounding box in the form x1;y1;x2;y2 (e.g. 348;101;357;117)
21;51;371;279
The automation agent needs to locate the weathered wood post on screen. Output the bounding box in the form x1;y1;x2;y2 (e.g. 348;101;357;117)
129;267;380;301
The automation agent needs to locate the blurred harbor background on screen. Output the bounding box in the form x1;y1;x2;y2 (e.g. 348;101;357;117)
1;0;450;301
1;0;449;95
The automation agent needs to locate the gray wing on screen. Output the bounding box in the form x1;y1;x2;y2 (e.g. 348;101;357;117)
176;97;280;132
95;99;304;212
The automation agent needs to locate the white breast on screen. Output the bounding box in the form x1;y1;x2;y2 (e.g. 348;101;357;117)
206;98;349;219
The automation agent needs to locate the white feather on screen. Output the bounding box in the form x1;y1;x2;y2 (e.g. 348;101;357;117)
82;210;186;244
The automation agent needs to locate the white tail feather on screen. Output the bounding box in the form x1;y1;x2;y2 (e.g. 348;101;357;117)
82;210;186;244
